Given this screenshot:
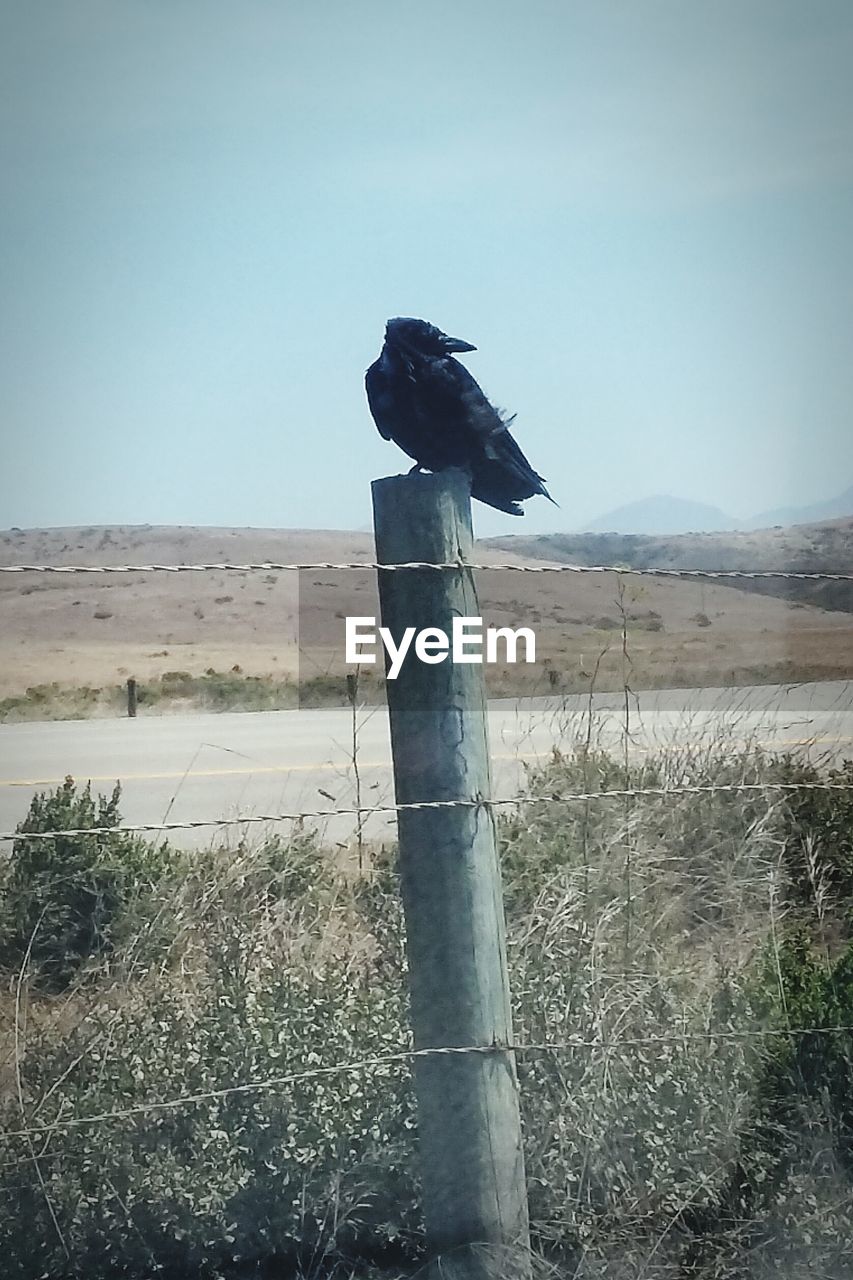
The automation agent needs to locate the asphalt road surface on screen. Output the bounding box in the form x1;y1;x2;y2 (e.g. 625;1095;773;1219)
0;682;851;849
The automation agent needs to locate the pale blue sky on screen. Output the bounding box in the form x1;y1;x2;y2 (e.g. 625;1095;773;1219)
1;1;852;537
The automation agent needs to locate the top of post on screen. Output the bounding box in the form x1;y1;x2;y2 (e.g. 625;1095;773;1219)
371;469;474;566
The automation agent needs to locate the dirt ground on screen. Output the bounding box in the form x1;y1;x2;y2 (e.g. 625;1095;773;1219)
1;524;851;711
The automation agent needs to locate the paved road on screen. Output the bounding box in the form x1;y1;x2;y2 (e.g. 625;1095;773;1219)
0;682;851;848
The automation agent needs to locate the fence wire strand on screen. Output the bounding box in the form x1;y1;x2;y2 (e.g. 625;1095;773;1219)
4;1025;853;1143
1;560;852;581
2;780;851;843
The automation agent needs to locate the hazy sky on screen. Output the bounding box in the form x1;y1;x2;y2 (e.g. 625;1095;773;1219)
2;1;852;538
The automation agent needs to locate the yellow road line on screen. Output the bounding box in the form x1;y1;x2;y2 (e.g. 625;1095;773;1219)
0;762;385;787
0;735;850;789
0;751;548;788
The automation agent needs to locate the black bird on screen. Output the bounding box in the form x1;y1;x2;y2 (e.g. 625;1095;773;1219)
365;317;555;516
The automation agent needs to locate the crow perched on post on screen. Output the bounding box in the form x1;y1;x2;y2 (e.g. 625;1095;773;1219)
365;317;555;516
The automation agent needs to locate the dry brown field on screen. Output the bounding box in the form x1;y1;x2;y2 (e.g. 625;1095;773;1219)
1;522;851;717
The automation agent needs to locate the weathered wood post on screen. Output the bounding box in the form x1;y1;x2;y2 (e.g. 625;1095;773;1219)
371;469;530;1279
126;677;137;718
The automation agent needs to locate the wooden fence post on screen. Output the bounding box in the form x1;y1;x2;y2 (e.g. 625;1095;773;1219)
126;677;137;718
371;469;530;1279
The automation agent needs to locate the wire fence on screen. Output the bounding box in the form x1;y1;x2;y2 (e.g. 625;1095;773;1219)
1;559;852;580
3;554;853;1168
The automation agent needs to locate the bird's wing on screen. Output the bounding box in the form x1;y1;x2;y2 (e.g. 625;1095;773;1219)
423;357;510;443
364;361;395;440
432;359;554;500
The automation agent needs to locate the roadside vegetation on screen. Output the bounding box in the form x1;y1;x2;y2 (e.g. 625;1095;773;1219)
2;724;853;1277
0;669;388;721
3;642;853;724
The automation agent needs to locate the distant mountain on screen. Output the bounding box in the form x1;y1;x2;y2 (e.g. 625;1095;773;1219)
578;495;739;535
580;484;853;535
744;484;853;530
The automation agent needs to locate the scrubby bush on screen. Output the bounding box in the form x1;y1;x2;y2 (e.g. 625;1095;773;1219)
498;745;779;1268
752;927;853;1177
499;743;782;931
0;891;415;1278
219;829;333;906
773;755;853;914
677;929;853;1277
0;777;173;989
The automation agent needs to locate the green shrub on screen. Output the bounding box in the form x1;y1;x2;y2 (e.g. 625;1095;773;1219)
0;777;173;990
679;930;853;1276
752;928;853;1175
773;756;853;913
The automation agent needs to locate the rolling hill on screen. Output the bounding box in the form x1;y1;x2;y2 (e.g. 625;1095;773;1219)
484;517;853;613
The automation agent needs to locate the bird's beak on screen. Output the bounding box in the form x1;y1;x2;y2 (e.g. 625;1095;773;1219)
441;334;477;354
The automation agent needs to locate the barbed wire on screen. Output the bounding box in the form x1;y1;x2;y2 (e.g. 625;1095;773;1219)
1;560;852;581
2;780;851;843
4;1024;853;1142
